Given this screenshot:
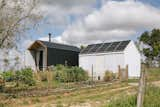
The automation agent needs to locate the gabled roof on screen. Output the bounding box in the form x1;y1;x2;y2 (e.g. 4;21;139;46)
28;40;80;52
80;40;131;54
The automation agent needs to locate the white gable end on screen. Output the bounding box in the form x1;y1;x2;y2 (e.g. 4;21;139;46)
79;40;141;80
124;41;141;77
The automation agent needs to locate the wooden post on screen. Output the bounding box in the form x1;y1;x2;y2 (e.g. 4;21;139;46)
126;65;128;80
137;64;146;107
118;65;121;80
91;64;94;86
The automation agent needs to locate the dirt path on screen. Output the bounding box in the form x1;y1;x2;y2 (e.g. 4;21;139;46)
14;85;135;107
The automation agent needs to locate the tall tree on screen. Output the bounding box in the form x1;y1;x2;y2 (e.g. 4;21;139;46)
139;29;160;67
0;0;41;48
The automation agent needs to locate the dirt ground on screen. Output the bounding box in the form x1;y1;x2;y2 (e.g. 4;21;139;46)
1;83;137;107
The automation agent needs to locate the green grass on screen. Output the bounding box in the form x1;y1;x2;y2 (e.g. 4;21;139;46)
103;85;160;107
147;68;160;81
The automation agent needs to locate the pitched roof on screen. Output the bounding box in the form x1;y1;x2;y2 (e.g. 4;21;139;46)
80;40;131;54
29;40;80;52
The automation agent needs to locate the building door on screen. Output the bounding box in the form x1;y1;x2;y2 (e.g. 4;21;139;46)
39;51;43;70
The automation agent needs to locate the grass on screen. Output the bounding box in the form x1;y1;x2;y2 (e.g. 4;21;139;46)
147;67;160;81
0;82;136;107
103;85;160;107
0;67;159;107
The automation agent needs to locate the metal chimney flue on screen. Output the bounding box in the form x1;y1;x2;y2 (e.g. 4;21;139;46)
48;33;51;42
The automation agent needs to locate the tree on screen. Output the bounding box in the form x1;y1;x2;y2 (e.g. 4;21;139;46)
0;0;41;48
80;45;85;50
139;29;160;67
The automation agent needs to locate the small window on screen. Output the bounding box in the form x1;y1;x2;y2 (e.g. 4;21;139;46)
98;76;101;80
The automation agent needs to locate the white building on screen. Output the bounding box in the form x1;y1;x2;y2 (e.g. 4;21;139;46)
79;40;141;80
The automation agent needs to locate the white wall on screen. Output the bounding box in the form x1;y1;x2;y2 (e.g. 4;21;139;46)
124;41;141;77
79;52;125;80
25;50;36;71
25;48;47;71
79;41;141;80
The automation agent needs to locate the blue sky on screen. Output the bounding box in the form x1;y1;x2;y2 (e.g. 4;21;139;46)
24;0;160;49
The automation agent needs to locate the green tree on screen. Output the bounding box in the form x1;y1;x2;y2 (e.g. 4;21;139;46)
139;29;160;67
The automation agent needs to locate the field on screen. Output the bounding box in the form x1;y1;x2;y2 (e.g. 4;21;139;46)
0;67;160;107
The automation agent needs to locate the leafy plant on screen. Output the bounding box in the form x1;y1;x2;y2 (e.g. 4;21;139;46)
103;71;115;82
2;70;14;82
53;65;88;82
139;29;160;66
15;68;35;86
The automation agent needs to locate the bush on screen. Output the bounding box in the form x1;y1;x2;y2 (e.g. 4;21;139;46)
15;68;35;86
2;71;14;82
53;65;88;82
103;71;115;82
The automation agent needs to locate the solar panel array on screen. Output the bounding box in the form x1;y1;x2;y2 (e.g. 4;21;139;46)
80;40;130;54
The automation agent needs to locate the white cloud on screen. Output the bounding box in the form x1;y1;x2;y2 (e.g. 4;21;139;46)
55;0;160;45
39;0;96;28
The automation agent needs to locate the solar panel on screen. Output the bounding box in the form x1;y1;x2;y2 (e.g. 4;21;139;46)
119;40;130;46
106;42;121;52
98;43;111;52
80;45;93;54
80;40;131;54
115;41;130;51
89;44;102;53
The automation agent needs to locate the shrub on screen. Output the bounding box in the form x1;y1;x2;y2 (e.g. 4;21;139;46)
53;65;88;82
69;66;88;82
15;68;35;86
103;71;115;82
2;70;14;82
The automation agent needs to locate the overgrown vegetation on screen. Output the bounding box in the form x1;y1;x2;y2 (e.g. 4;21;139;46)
147;67;160;81
104;85;160;107
103;71;116;82
53;65;88;82
0;65;88;91
0;68;35;87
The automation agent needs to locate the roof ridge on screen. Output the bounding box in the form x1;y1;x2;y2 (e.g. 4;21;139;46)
38;40;79;48
88;40;131;46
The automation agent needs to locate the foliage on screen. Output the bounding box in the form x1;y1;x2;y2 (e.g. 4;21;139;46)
2;68;35;86
15;68;35;86
106;95;136;107
53;65;88;82
103;71;115;82
2;70;14;82
139;29;160;66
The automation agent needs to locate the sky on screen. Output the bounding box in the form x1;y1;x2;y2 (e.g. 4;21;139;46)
23;0;160;48
1;0;160;70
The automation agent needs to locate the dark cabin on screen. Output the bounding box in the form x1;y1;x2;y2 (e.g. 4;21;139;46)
28;40;80;71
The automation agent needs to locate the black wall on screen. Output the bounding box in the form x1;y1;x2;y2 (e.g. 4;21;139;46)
47;48;79;66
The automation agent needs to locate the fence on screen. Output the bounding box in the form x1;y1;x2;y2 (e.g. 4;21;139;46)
118;65;128;81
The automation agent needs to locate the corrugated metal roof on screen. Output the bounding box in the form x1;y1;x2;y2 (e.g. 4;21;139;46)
39;40;80;52
80;40;131;54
